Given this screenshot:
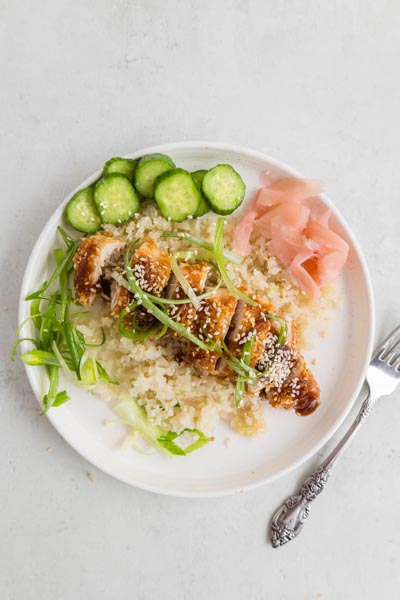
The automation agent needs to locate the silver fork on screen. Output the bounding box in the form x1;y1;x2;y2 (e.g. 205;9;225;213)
270;324;400;548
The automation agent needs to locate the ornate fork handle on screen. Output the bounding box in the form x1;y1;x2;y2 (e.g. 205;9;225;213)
271;388;376;548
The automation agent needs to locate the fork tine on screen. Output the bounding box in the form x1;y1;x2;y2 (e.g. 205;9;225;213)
386;351;400;366
383;338;400;363
374;325;400;360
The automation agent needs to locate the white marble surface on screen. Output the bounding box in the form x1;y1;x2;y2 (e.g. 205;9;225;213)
1;1;400;598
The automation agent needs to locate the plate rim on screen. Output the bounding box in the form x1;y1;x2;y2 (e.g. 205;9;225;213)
18;140;375;497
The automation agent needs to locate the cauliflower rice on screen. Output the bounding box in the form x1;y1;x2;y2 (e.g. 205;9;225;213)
79;202;339;437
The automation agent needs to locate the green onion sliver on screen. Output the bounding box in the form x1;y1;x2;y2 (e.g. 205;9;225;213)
54;248;70;323
42;365;60;413
57;225;75;248
264;313;289;346
79;352;98;386
10;337;40;362
52;341;100;388
25;239;80;301
117;303;164;341
76;327;106;348
52;341;77;380
234;379;246;407
170;256;200;310
214;218;257;307
172;249;214;262
20;349;60;367
201;329;252;380
63;321;82;378
161;231;244;265
17;312;43;336
234;333;255;407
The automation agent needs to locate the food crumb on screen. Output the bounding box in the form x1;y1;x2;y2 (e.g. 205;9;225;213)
86;471;96;483
46;447;53;453
210;436;215;442
311;358;317;365
3;304;8;311
224;437;233;448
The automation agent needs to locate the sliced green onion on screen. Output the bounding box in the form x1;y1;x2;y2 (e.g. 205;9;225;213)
75;327;106;348
52;390;70;407
234;334;255;407
57;225;75;248
79;352;98;386
16;310;43;336
200;328;251;380
10;337;41;361
172;249;214;262
96;362;119;385
181;429;210;453
117;303;163;341
63;321;82;377
55;248;70;323
69;310;90;324
156;431;186;455
170;256;200;310
15;228;122;411
30;297;43;331
264;313;289;346
25;240;80;301
42;366;60;413
219;335;258;378
214;218;257;307
90;329;106;347
39;299;56;349
26;294;61;304
153;323;168;340
278;322;288;346
234;378;245;407
157;428;210;455
115;397;209;457
161;231;244;265
21;350;60;367
52;341;76;379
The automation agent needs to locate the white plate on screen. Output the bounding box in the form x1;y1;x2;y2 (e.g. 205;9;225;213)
19;142;374;497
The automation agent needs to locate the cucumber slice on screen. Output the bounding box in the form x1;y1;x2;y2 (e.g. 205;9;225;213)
65;186;102;233
202;164;246;215
154;168;202;222
134;153;175;198
94;174;140;225
103;157;138;180
191;170;210;218
191;169;207;189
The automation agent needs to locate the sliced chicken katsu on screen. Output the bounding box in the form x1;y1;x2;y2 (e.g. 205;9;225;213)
174;288;237;373
131;238;171;296
167;261;212;332
256;321;320;415
219;294;274;377
73;233;125;307
111;238;172;318
110;281;131;317
267;354;320;415
126;237;172;326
